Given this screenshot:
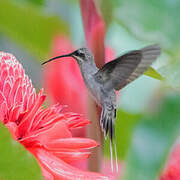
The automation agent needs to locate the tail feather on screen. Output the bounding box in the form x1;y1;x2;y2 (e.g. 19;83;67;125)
101;105;115;139
100;105;118;172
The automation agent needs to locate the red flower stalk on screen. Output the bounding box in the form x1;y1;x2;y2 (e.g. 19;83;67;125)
0;52;108;180
79;0;105;68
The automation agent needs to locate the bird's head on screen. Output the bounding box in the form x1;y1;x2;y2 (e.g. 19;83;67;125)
42;47;93;65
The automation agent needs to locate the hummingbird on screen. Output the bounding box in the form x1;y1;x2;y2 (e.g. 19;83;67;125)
42;44;161;171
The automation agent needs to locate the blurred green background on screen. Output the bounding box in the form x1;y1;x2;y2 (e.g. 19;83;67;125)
0;0;180;179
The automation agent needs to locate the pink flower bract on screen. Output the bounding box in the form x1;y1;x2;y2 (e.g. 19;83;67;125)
0;52;108;180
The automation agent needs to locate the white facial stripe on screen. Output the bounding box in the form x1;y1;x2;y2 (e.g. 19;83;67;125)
73;55;83;62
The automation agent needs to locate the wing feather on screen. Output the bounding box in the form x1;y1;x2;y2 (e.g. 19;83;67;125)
94;44;161;90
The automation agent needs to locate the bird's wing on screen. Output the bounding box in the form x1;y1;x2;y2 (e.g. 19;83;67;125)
94;44;161;90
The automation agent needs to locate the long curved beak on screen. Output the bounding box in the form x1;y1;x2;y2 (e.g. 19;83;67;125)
41;52;73;65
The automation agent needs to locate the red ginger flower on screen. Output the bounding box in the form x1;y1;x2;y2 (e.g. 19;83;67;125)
0;52;108;180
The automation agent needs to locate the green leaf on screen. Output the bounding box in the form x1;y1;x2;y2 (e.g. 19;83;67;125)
0;123;42;180
123;93;180;180
104;109;141;160
0;0;69;59
144;67;164;81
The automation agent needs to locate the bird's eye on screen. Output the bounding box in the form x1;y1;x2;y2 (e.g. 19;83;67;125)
78;52;85;57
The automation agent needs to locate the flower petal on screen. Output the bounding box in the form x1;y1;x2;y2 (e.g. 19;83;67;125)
8;105;21;123
21;121;72;146
53;151;91;163
33;148;108;180
64;112;90;129
31;108;52;131
18;91;46;137
39;164;54;180
44;138;98;150
37;113;65;128
36;121;72;143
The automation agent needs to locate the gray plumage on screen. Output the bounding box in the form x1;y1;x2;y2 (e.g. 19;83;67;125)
42;44;161;171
